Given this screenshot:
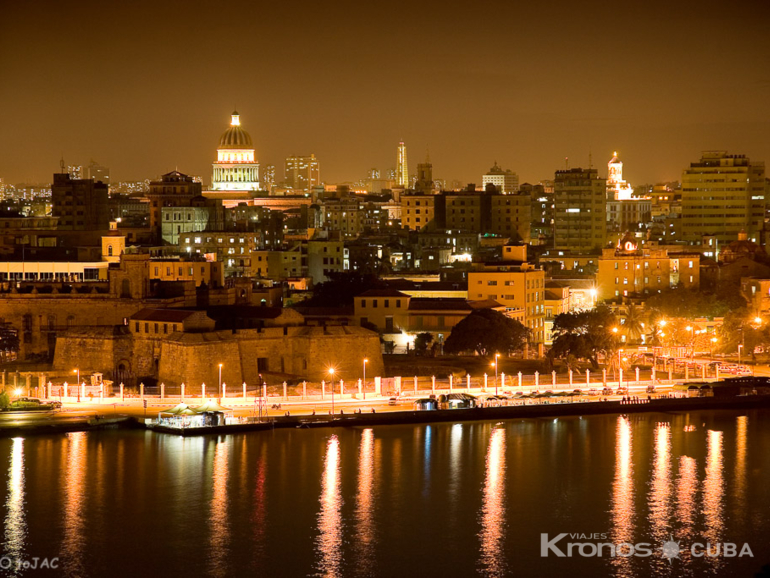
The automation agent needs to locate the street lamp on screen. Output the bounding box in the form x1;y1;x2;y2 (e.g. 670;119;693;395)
492;353;500;395
218;363;223;399
738;344;743;366
328;368;336;415
73;369;80;392
363;358;368;400
711;337;718;358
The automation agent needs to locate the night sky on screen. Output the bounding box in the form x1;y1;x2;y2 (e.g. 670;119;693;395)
1;0;769;186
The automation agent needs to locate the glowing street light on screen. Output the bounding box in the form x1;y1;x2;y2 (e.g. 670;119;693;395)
73;368;80;387
492;353;500;395
328;368;336;415
362;358;368;401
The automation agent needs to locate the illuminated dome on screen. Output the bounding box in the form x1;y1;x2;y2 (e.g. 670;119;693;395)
211;110;260;191
218;111;253;149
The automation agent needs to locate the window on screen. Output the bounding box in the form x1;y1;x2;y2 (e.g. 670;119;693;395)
396;300;401;308
373;300;378;308
384;299;390;307
487;280;498;286
135;322;139;332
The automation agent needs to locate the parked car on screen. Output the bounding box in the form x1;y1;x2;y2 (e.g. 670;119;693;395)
616;387;629;395
587;388;599;395
646;385;656;394
602;387;613;396
388;397;398;406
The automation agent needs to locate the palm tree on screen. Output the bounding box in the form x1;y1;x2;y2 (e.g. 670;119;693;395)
622;304;645;344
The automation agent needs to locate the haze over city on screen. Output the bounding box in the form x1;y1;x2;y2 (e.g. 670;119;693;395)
2;0;769;185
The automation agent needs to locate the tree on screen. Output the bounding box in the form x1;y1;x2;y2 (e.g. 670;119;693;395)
0;391;9;409
621;304;644;344
304;272;383;307
413;332;434;356
550;305;619;370
443;309;529;356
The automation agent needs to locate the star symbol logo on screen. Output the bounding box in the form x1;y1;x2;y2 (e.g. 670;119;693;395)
660;534;681;564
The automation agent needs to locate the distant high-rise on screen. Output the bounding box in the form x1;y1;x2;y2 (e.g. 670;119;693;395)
263;164;276;191
482;162;518;194
211;111;260;191
67;165;83;180
367;168;380;179
396;141;408;187
681;151;766;245
553;167;607;251
52;172;109;231
86;160;110;187
285;154;320;192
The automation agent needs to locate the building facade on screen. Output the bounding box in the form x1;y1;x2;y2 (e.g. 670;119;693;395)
681;151;766;245
211;111;260;191
553;167;607;251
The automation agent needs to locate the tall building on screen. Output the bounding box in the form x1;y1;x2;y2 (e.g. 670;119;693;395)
285;154;320;192
86;160;110;187
606;152;633;200
415;157;433;193
67;165;83;179
482;162;519;193
681;151;766;245
263;165;276;191
367;168;380;179
553;167;607;251
146;171;202;243
397;141;408;187
211;111;260;191
51;172;109;230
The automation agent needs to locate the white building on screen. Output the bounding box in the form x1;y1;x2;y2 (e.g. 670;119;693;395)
211;111;260;191
482;162;518;193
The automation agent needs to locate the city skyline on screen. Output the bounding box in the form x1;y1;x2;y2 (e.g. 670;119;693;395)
2;0;769;185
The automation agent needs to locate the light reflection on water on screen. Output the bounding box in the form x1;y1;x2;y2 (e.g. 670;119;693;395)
0;412;765;578
354;429;376;574
478;427;507;578
62;432;86;577
3;438;25;572
208;440;230;578
610;416;634;574
315;435;342;578
648;423;671;543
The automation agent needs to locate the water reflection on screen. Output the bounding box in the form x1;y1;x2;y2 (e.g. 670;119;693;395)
3;438;26;571
209;440;230;578
478;427;507;578
648;423;671;543
703;430;724;546
675;455;698;542
315;435;343;577
62;432;86;577
610;417;633;571
734;416;747;520
355;429;376;574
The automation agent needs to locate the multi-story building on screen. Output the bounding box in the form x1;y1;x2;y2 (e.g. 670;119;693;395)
553;167;606;251
161;197;225;245
146;171;202;243
149;258;224;287
482;162;519;193
401;194;435;231
595;235;700;301
681;151;766;245
285;154;320;192
178;232;261;277
490;194;531;242
51;172;109;231
468;258;546;344
323;198;365;237
86;160;110;187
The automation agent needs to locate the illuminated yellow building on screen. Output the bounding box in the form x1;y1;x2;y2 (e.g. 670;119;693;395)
401;194;435;231
211;111;260;191
468;263;546;343
596;235;700;301
397;141;408;187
